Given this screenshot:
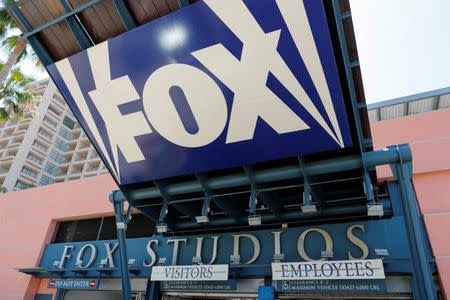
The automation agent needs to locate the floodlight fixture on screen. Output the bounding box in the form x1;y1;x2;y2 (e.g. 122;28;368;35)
301;204;317;213
248;215;262;226
128;259;136;266
195;215;209;224
230;255;241;264
99;259;108;268
273;253;285;262
156;223;168;233
367;204;384;217
192;256;203;265
321;250;334;259
375;248;390;258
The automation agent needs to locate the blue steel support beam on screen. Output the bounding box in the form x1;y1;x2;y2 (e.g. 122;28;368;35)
153;180;171;226
112;0;136;31
196;173;244;224
22;0;103;39
174;199;392;230
10;4;53;66
145;279;160;300
389;146;437;300
243;166;259;215
195;173;212;220
243;166;283;218
177;0;190;8
114;146;411;203
331;0;371;154
60;0;93;49
109;191;132;300
298;157;311;206
212;197;245;224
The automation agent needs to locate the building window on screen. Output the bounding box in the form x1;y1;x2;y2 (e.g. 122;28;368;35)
44;162;59;177
39;175;54;186
15;180;33;190
38;129;52;140
27;153;43;165
33;141;48;152
43;117;57;128
53;214;155;243
21;167;38;178
48;106;61;117
58;127;72;141
48;150;63;164
62;116;76;130
54;138;67;152
66;109;76;119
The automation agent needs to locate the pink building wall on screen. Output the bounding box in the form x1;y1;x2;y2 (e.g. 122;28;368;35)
0;108;448;299
371;108;450;298
0;175;117;300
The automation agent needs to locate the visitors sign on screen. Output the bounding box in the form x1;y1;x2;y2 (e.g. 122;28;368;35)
151;264;229;281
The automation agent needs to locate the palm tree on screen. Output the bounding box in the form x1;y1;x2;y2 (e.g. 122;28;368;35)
0;3;42;85
0;2;40;121
0;66;36;121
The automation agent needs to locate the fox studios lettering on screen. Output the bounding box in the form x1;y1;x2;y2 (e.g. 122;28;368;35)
47;224;384;281
47;0;352;185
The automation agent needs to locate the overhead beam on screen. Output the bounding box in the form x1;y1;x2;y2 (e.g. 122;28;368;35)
60;0;93;49
10;4;53;65
114;145;412;203
170;202;198;220
21;0;103;39
177;0;190;8
112;0;136;31
211;197;245;224
174;199;392;230
258;191;283;218
244;165;283;218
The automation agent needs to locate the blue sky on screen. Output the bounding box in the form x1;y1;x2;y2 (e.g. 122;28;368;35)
2;0;450;104
350;0;450;103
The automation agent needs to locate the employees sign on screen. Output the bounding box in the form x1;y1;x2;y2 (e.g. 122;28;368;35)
272;259;385;280
47;0;351;185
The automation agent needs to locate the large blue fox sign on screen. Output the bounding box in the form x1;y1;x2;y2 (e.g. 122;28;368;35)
48;0;352;185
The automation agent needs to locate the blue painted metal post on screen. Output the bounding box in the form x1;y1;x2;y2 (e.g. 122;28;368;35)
389;145;436;300
60;0;93;49
177;0;190;8
258;286;275;300
110;191;132;300
145;279;160;300
112;0;136;31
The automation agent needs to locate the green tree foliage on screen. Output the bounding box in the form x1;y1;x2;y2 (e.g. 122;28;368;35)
0;65;36;121
0;1;40;120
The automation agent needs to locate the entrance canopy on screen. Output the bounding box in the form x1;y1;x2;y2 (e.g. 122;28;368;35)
8;0;377;232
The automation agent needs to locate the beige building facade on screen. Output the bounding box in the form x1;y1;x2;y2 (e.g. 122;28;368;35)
0;79;107;192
